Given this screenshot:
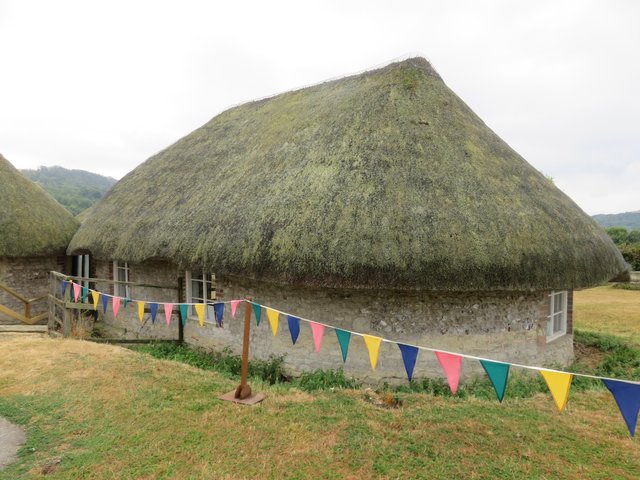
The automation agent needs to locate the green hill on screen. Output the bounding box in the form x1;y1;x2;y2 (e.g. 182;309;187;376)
593;211;640;230
21;166;116;216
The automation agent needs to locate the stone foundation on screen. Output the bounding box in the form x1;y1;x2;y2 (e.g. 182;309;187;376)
82;260;574;383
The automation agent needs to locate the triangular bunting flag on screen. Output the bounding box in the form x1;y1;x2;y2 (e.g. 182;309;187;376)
72;283;81;302
91;291;100;310
230;300;241;318
164;303;173;326
266;308;279;336
214;303;224;327
101;295;109;313
602;379;640;437
81;286;89;302
60;280;68;297
398;344;419;381
195;304;205;327
149;303;158;324
363;335;383;370
179;304;189;326
123;298;129;308
435;351;462;395
137;301;145;322
540;370;573;412
480;360;510;402
310;322;325;353
287;316;300;344
335;329;351;363
252;303;262;326
112;297;121;319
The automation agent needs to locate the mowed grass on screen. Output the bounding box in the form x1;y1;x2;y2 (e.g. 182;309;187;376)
574;285;640;345
0;337;639;479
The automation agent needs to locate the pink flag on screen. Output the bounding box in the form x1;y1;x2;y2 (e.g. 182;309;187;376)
112;297;121;318
310;322;325;353
164;303;173;325
72;283;81;302
435;351;463;395
230;300;241;318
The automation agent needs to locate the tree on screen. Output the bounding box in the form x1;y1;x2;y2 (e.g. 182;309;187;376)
605;227;628;245
627;230;640;244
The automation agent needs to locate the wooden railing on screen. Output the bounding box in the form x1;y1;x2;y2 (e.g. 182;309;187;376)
48;271;181;341
0;282;48;325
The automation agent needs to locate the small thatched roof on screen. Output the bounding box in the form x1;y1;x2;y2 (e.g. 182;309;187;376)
69;58;628;291
1;154;79;257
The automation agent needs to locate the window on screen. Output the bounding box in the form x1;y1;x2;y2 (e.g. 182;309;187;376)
186;271;215;320
113;261;130;298
547;291;567;341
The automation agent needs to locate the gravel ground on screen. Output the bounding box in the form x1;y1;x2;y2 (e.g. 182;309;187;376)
0;417;25;469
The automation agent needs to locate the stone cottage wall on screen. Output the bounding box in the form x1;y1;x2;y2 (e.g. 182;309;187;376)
88;260;574;383
0;255;64;324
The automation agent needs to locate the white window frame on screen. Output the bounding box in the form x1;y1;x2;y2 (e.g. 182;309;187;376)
113;261;130;298
185;270;215;321
74;254;90;290
546;291;568;342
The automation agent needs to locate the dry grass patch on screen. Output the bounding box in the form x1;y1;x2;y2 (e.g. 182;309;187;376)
574;285;640;344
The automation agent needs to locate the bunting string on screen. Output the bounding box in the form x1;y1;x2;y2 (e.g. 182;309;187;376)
245;300;640;387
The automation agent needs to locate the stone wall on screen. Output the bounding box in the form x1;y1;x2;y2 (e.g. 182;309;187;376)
0;256;64;324
88;260;574;383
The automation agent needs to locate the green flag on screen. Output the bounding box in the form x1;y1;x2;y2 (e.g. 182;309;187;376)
480;360;510;402
252;303;262;326
335;329;351;363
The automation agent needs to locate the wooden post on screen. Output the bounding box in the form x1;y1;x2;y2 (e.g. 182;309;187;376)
219;297;265;405
236;298;253;398
63;305;71;338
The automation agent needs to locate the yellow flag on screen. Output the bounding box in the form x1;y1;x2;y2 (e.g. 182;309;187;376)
363;335;383;370
266;308;279;336
137;301;145;323
91;291;100;310
540;370;573;412
195;304;205;327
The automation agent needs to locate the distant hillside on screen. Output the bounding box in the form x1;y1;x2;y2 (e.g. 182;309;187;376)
21;166;117;216
592;211;640;230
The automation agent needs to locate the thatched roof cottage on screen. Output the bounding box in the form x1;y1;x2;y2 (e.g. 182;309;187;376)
68;58;628;380
0;154;78;324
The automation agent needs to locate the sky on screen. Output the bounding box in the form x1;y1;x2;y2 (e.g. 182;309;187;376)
1;0;638;216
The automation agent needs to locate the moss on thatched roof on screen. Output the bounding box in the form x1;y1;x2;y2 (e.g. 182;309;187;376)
1;154;79;257
69;58;628;290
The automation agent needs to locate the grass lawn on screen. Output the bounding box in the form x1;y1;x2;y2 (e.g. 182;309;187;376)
574;285;640;345
0;335;639;479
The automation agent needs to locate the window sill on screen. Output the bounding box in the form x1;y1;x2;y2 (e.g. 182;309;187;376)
545;331;567;343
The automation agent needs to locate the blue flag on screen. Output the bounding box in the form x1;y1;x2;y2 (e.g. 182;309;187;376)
149;303;158;323
480;360;510;403
335;329;351;363
101;295;109;313
214;303;224;326
81;286;89;302
398;344;419;381
602;379;640;437
179;304;189;326
287;316;300;344
252;303;262;326
60;280;69;298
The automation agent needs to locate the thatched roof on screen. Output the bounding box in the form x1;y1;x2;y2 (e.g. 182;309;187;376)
1;154;79;257
69;58;628;291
